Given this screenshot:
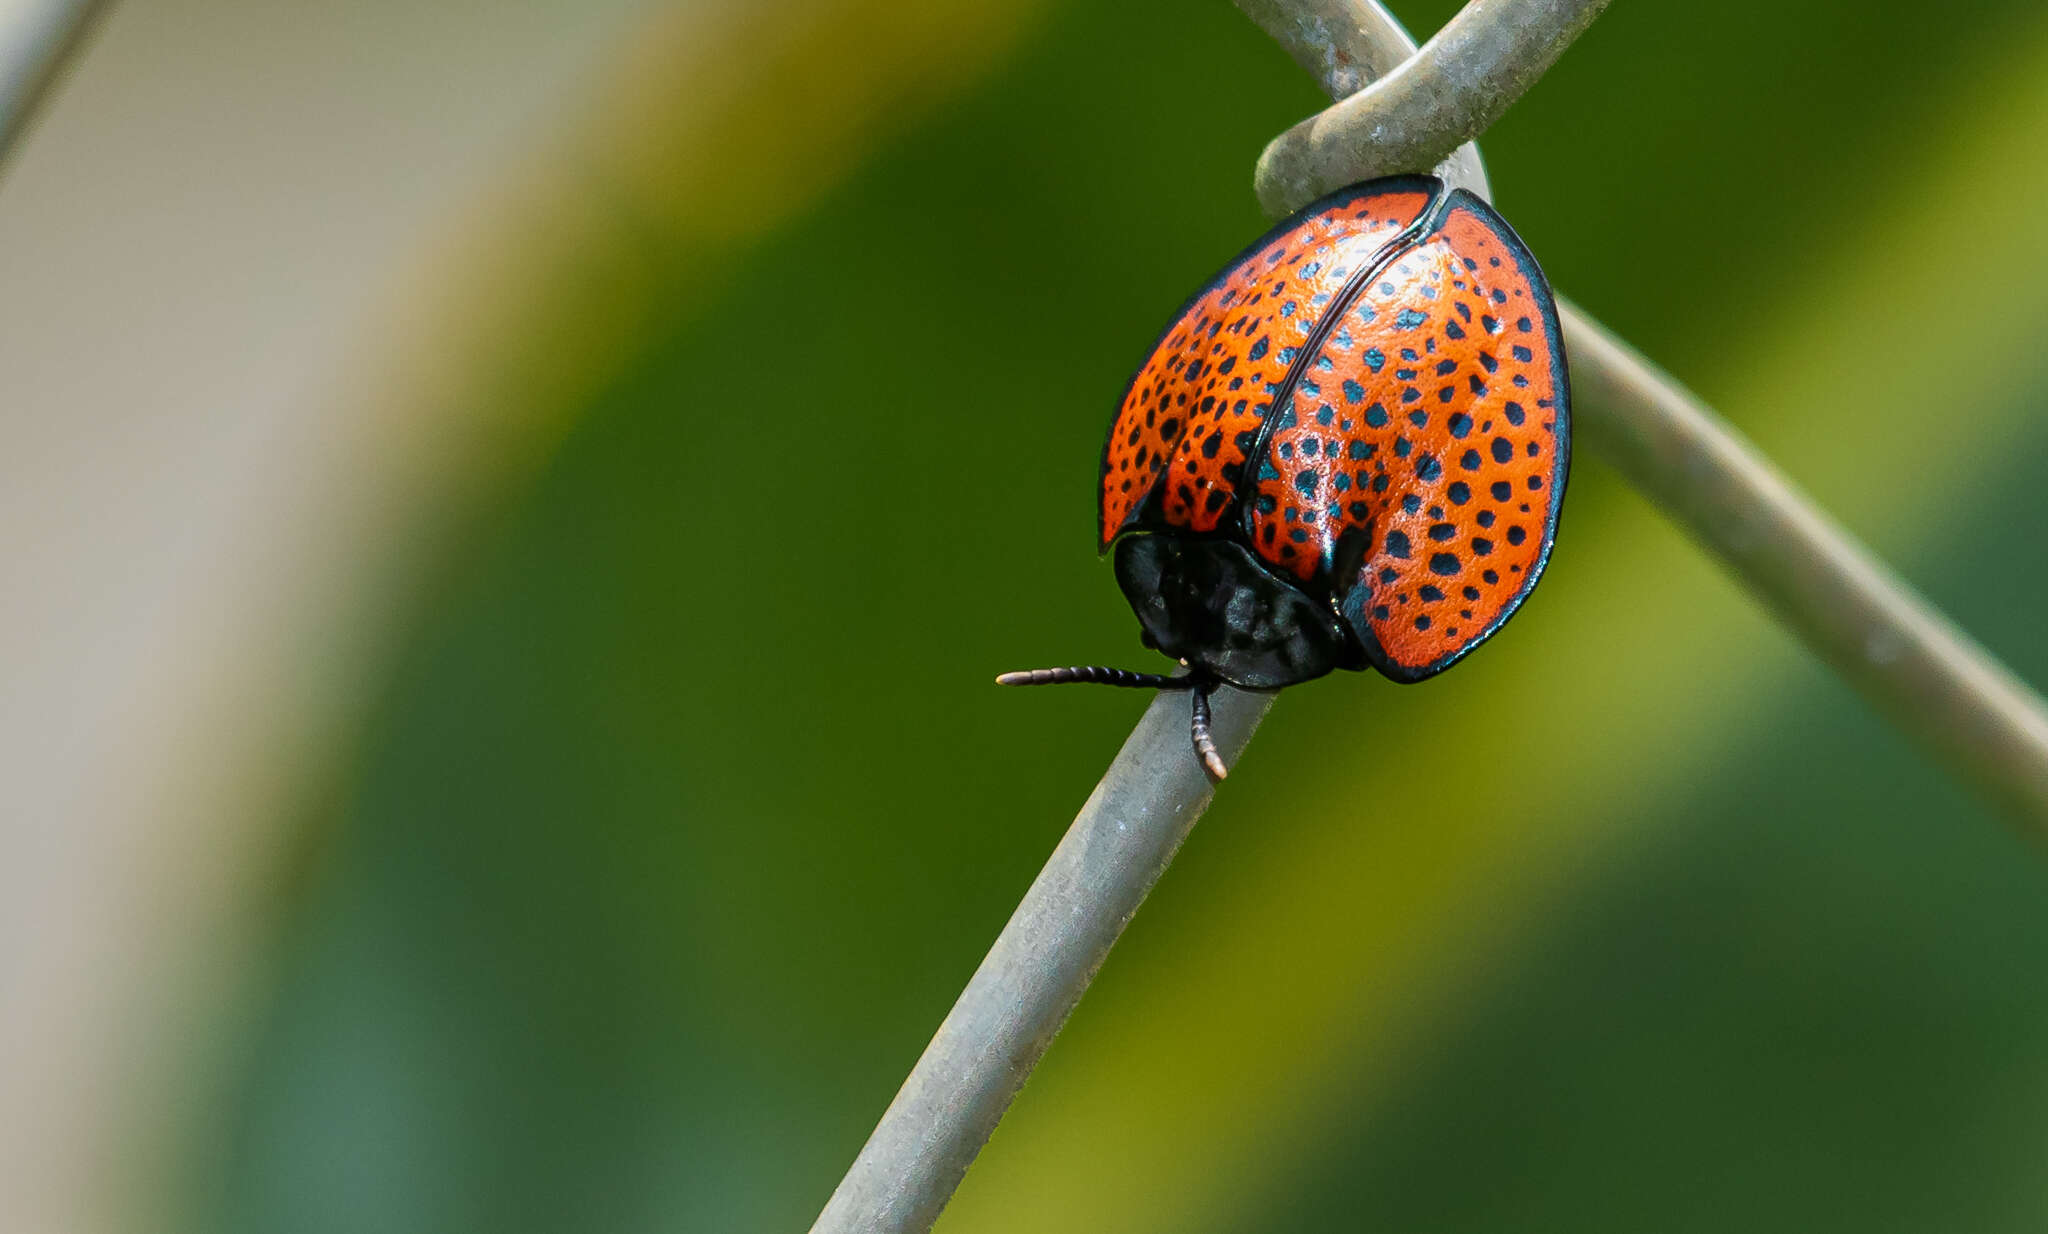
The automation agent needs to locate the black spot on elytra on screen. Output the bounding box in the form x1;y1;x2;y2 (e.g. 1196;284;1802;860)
1429;552;1460;576
1385;530;1411;559
1491;480;1513;501
1490;436;1513;464
1428;523;1456;542
1507;525;1527;545
1447;481;1471;505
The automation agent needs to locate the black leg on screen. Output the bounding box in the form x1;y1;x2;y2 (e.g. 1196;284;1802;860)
1188;680;1227;781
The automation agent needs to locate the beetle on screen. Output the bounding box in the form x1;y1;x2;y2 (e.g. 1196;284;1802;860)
1002;175;1570;779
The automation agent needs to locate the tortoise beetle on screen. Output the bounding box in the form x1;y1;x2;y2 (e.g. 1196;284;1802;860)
1003;175;1569;778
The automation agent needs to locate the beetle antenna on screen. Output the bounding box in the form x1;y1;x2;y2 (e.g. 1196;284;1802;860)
1188;681;1227;781
995;666;1191;689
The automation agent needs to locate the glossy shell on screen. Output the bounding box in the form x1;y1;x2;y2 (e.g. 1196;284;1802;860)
1099;175;1569;685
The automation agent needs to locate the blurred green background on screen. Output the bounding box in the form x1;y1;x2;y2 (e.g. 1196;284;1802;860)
104;0;2048;1230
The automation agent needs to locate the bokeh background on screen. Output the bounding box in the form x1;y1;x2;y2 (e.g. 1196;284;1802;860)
5;0;2048;1230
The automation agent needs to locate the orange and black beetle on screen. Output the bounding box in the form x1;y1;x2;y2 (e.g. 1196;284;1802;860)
1004;175;1569;778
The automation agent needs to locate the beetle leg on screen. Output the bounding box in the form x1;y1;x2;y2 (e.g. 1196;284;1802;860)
1188;681;1228;781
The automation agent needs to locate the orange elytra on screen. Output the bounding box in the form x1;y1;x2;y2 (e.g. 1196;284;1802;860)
1002;175;1569;778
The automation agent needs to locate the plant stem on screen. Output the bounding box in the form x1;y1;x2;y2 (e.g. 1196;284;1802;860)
1253;0;1612;214
1564;307;2048;823
809;684;1271;1234
0;0;113;175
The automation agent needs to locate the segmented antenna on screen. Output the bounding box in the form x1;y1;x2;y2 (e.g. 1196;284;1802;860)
995;666;1190;689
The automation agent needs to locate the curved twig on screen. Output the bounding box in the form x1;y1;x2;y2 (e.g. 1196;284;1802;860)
1253;0;1611;214
0;0;113;175
1565;308;2048;822
810;683;1272;1233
